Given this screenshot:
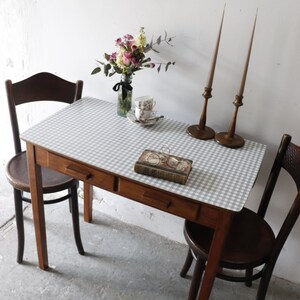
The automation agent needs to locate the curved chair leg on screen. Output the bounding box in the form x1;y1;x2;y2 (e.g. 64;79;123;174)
14;189;24;263
70;184;85;255
180;248;193;277
188;257;206;300
245;268;253;287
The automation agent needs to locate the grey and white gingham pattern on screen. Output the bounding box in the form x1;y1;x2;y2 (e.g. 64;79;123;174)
21;97;266;212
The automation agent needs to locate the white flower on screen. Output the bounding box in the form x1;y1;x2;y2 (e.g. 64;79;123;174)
116;51;125;69
135;28;146;49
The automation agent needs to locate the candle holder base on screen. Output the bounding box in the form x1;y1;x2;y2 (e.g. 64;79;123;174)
187;125;215;140
215;132;245;148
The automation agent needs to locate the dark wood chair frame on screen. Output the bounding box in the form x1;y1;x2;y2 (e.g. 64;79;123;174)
5;72;85;263
180;134;300;300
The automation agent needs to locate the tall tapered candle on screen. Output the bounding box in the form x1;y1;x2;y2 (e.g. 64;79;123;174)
237;11;258;97
206;5;225;88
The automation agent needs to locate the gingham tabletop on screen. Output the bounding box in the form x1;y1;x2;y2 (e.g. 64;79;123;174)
21;97;266;212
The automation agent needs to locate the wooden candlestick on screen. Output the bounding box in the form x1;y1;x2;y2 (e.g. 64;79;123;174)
215;12;257;149
215;95;245;148
187;7;225;140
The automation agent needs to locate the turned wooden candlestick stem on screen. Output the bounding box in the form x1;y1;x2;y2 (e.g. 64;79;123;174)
228;95;243;137
187;87;215;139
199;87;212;129
215;95;245;148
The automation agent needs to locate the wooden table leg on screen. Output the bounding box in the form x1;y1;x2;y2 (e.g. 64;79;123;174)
83;183;93;223
26;143;48;270
197;210;233;300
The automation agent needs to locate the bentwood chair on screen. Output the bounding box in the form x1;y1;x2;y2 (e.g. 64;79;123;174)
180;134;300;300
5;72;85;263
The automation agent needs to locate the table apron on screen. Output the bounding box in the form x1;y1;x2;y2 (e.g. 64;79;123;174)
35;146;230;229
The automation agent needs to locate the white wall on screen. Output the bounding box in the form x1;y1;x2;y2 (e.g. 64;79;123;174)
1;0;300;283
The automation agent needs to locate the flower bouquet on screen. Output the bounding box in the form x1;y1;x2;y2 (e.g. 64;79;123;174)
92;27;175;117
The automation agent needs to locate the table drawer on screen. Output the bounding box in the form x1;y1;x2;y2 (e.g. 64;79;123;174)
45;151;115;192
118;178;200;220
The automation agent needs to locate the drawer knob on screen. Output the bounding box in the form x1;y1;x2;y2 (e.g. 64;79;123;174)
142;192;171;209
66;164;92;180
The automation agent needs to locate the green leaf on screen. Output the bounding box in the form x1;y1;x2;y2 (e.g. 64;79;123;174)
104;64;111;76
151;47;160;53
165;62;171;72
144;45;151;53
114;66;123;74
156;35;161;45
157;64;161;73
142;57;151;63
104;53;110;61
91;67;101;75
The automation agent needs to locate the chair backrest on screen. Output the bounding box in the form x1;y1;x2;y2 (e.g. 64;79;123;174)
5;72;83;154
257;134;300;263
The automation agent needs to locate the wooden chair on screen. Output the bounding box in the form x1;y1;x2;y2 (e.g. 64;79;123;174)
5;72;85;263
180;134;300;300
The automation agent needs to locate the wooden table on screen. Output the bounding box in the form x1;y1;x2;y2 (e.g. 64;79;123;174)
21;97;266;299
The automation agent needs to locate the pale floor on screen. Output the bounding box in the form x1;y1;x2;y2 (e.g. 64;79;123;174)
0;199;300;300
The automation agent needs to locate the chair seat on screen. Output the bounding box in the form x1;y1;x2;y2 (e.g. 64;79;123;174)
185;208;276;269
6;151;76;193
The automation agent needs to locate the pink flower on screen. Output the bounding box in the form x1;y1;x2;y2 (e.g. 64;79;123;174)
123;51;132;59
126;40;134;48
115;38;122;45
131;57;140;66
123;34;134;40
122;54;131;66
109;52;117;63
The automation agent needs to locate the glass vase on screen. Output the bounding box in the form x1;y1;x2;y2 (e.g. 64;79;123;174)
117;74;133;117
